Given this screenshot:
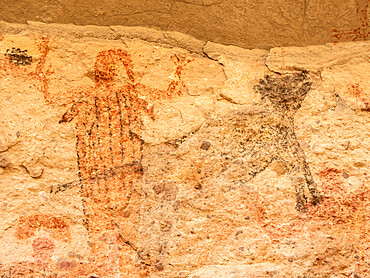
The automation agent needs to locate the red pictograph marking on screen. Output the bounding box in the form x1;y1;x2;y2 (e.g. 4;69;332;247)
0;36;53;100
344;83;370;111
243;190;307;240
16;214;70;242
306;168;369;226
245;167;369;246
31;36;54;102
0;215;74;276
332;1;369;42
1;40;191;276
58;48;191;276
32;237;56;261
305;168;369;275
346;83;362;98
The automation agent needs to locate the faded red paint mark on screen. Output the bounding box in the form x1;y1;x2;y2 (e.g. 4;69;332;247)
344;83;370;111
0;36;53;99
306;168;369;230
57;259;78;271
58;48;191;277
246;167;369;246
245;191;306;240
0;235;67;277
31;37;53;101
346;83;363;98
32;237;55;261
332;1;369;42
249;168;369;277
16;214;70;242
305;168;369;276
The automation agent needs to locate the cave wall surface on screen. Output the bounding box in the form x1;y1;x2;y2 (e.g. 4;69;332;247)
0;0;369;49
0;21;369;277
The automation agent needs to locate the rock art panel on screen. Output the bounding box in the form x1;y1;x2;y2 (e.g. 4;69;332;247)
0;23;369;278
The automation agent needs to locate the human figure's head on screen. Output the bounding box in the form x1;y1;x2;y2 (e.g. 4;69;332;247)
94;49;135;86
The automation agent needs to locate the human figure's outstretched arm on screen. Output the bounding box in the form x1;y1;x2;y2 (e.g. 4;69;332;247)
165;54;192;97
134;55;193;103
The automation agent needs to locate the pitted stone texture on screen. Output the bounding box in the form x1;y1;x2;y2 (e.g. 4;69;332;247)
203;42;269;105
188;263;281;278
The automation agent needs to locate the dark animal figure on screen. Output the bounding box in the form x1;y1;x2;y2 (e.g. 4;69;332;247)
187;71;322;211
253;72;322;210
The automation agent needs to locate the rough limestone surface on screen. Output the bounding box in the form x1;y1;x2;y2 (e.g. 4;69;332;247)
0;0;369;49
0;22;369;278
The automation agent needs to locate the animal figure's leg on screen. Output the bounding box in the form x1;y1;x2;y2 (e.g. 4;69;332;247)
300;152;322;205
279;128;321;210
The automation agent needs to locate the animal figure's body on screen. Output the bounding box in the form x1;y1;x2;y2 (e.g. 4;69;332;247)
188;72;321;211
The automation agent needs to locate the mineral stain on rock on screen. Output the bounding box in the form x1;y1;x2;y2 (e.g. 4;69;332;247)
200;140;211;150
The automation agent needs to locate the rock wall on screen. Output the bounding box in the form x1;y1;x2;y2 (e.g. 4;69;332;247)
0;22;369;277
0;0;369;49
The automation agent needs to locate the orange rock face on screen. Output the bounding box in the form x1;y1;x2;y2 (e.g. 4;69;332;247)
0;23;369;278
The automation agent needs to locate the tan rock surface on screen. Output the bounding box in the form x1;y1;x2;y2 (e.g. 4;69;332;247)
0;0;369;49
0;22;369;278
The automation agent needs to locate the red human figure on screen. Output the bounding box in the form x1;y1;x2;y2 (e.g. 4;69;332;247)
59;49;190;276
